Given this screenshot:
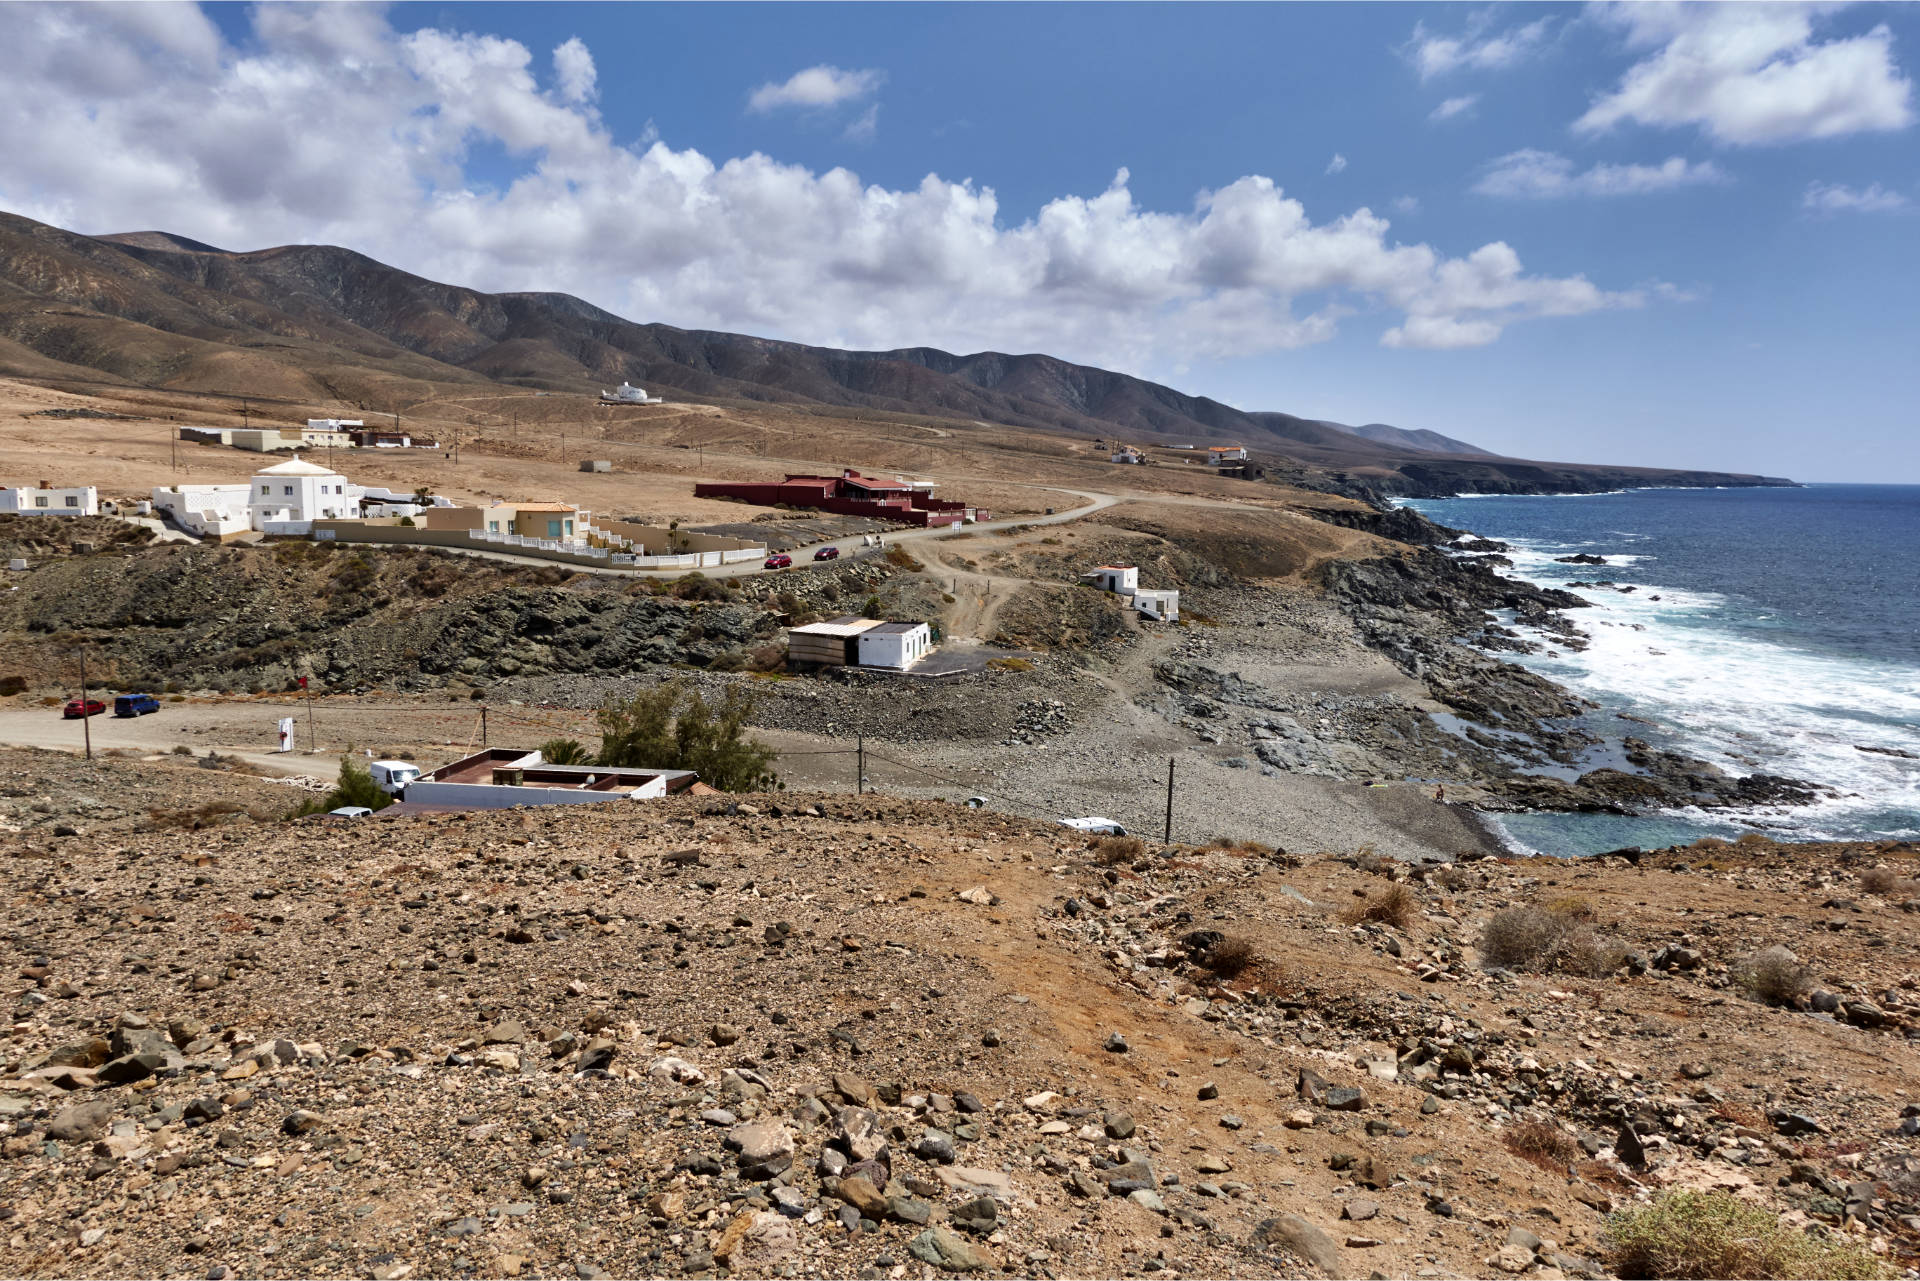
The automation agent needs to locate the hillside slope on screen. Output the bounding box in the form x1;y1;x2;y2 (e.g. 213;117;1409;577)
0;210;1792;494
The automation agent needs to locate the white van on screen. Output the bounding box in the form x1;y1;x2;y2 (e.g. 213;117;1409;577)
370;761;422;796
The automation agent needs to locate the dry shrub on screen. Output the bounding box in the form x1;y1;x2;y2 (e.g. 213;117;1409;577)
1339;881;1417;931
1857;865;1919;897
1434;864;1477;892
144;800;246;831
1544;894;1597;921
1204;935;1259;979
883;545;924;572
1503;1119;1580;1171
1353;846;1388;876
1605;1188;1888;1280
987;657;1033;672
1093;834;1144;865
1480;905;1626;977
1733;944;1811;1006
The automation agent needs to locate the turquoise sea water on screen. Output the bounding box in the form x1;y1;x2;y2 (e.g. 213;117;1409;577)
1402;485;1920;856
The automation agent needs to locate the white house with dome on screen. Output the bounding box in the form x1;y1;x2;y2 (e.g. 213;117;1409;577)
152;457;372;539
600;382;663;405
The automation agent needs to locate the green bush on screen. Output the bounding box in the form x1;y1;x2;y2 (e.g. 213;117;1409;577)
595;680;778;792
538;738;591;765
296;754;395;815
1606;1189;1887;1279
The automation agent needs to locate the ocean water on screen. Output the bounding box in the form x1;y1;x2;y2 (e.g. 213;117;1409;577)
1400;485;1920;856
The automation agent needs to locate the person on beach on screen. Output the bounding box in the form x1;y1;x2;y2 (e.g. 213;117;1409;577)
1433;784;1446;803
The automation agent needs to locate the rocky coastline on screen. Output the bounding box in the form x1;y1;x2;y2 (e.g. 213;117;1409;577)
1316;507;1820;819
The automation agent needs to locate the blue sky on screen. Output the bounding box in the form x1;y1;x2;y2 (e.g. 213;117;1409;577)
2;2;1916;481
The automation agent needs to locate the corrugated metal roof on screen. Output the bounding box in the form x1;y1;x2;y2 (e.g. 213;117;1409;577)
865;621;926;634
789;618;884;638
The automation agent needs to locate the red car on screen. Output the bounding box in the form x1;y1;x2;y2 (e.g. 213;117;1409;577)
812;546;841;561
63;698;106;719
763;554;793;570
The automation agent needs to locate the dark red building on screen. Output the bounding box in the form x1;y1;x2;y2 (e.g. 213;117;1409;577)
693;469;987;527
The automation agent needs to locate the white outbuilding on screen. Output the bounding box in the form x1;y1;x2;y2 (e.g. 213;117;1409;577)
0;484;98;516
601;382;664;405
855;621;935;671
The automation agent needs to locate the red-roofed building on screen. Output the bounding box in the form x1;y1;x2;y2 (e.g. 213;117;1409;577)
694;469;985;527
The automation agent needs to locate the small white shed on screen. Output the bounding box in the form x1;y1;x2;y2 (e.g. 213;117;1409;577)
1083;565;1139;594
856;621;934;671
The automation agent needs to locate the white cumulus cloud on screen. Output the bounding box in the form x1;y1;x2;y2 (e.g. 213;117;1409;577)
1802;180;1909;213
1429;94;1480;122
1405;16;1553;80
0;5;1663;363
1577;3;1915;145
1474;149;1729;198
747;64;884;113
1325;153;1348;174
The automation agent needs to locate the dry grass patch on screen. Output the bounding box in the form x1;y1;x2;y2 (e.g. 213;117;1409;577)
1480;904;1627;977
1733;944;1812;1006
1605;1189;1888;1279
1339;881;1417;931
1202;935;1259;979
1859;865;1920;897
1092;834;1145;866
1503;1119;1580;1172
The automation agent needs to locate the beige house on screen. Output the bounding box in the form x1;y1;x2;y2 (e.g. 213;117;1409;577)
479;501;588;541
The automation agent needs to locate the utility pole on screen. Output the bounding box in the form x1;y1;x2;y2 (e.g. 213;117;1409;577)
481;705;488;747
856;736;865;794
1164;756;1174;844
168;425;177;473
241;398;250;428
76;646;92;761
302;674;316;752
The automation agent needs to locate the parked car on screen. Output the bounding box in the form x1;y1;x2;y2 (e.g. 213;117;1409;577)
113;693;161;717
1058;816;1129;836
62;698;106;719
763;553;793;570
812;546;841;561
328;806;374;819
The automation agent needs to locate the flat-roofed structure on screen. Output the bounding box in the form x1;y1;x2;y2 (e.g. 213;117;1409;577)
787;615;883;667
401;748;697;810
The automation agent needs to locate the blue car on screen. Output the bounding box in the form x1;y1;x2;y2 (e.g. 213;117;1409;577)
113;693;161;717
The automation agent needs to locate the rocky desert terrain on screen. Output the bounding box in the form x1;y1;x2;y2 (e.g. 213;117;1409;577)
1;749;1917;1280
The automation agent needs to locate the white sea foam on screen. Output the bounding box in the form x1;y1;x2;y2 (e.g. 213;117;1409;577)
1485;535;1920;839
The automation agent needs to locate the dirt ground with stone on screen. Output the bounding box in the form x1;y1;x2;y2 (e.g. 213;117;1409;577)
1;759;1917;1280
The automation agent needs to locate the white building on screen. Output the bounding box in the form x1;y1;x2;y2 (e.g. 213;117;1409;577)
600;382;664;405
1081;563;1180;623
1110;447;1145;464
151;483;252;539
1084;565;1139;594
307;418;365;432
1207;444;1248;464
856;621;935;671
0;484;98;517
154;458;370;538
250;457;356;532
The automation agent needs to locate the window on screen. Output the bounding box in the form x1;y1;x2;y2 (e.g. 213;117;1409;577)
260;485;269;495
64;495;79;507
34;496;48;508
546;519;562;539
488;521;500;533
564;520;574;536
283;485;294;496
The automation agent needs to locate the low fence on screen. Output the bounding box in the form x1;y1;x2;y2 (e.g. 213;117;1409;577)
310;520;765;572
